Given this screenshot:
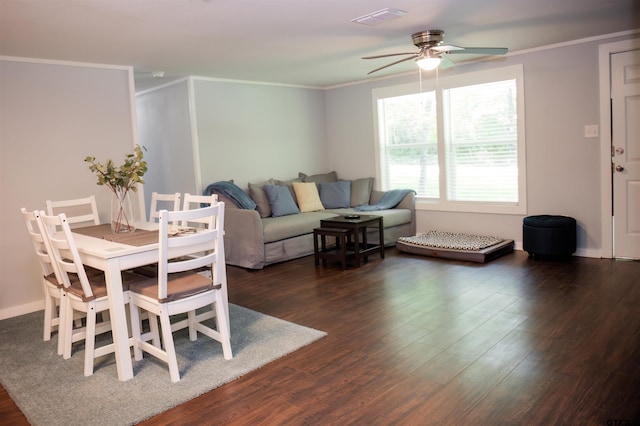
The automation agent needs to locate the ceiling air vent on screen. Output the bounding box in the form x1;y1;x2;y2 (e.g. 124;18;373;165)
350;8;407;26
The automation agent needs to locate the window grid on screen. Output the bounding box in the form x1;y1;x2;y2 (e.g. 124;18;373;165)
374;66;525;214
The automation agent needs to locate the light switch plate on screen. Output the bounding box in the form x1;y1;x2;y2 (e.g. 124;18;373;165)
584;124;599;138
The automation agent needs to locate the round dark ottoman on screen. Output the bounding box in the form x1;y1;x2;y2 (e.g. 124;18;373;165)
523;215;576;257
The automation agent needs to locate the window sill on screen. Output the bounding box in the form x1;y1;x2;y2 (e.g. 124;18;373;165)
416;198;527;215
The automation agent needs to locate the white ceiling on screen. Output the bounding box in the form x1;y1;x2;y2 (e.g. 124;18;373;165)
1;0;638;90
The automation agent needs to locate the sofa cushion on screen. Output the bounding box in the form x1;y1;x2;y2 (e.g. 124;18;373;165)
263;184;300;217
319;180;351;209
249;179;274;218
350;177;374;207
293;182;325;212
262;211;339;243
325;208;412;228
274;177;301;203
299;171;338;185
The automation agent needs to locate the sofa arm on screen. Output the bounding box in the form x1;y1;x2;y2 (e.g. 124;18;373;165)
370;190;416;237
370;190;416;210
224;207;266;269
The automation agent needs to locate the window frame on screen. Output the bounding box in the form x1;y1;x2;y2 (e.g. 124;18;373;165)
372;64;527;215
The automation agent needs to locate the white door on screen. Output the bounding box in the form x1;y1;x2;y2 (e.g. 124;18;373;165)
612;48;640;259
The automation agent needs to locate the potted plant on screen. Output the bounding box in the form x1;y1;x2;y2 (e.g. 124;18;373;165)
85;145;147;233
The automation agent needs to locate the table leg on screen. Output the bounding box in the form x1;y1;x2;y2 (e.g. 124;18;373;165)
313;230;320;266
362;226;369;263
339;234;347;270
378;217;385;259
104;259;134;381
353;224;361;267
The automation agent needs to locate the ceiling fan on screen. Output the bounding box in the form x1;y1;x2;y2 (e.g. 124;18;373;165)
363;30;508;75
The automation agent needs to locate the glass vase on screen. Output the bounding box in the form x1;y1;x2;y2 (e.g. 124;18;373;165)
111;189;136;233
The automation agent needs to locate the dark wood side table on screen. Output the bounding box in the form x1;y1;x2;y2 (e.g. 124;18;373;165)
313;227;352;269
320;214;384;267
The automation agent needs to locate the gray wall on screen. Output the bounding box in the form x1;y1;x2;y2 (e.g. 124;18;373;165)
0;59;137;318
1;33;633;318
193;79;328;189
325;34;636;257
136;78;196;217
136;78;328;195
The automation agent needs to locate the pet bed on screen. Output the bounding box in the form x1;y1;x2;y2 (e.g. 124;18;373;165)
396;230;514;263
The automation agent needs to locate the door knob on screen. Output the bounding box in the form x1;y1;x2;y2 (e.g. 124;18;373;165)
615;147;625;155
615;165;625;172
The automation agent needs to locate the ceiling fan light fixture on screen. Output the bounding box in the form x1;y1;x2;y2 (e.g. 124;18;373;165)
416;55;441;71
363;29;507;76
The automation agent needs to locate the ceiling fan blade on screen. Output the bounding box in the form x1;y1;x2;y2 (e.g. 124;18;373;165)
446;47;508;55
439;54;455;69
362;52;417;59
367;54;418;75
431;45;464;53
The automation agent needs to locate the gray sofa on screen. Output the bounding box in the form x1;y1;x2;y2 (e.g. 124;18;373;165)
207;173;415;269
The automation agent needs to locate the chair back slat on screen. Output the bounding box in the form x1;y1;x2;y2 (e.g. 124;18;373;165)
157;203;224;301
181;193;218;228
38;212;95;299
45;196;100;228
149;192;182;222
20;208;61;281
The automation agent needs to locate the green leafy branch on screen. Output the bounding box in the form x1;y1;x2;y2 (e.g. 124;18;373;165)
84;145;148;195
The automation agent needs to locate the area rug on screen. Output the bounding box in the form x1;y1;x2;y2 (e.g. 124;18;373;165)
0;304;326;426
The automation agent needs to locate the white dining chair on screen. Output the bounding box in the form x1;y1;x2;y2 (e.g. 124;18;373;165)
127;204;232;382
180;193;226;308
182;193;217;209
20;208;66;342
38;211;143;376
175;195;229;334
45;195;100;228
149;192;182;223
133;191;184;278
181;193;218;228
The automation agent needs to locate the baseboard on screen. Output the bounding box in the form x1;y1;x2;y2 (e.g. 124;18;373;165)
514;242;603;259
0;300;44;321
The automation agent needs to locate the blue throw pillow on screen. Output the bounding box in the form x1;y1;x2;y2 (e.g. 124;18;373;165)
319;181;351;209
263;184;300;217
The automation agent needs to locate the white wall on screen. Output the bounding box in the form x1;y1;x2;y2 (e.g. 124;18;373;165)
136;78;196;216
325;34;637;258
193;78;328;189
0;58;137;319
136;78;328;195
2;33;632;318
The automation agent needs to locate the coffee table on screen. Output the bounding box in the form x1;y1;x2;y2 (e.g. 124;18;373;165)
318;214;384;267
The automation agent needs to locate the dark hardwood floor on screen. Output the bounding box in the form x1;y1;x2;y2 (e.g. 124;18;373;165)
3;248;640;425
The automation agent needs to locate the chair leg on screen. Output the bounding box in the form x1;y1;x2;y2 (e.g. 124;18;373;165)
148;313;161;348
61;296;74;358
42;286;55;341
159;313;180;382
220;274;231;336
188;310;198;341
214;294;233;360
83;306;97;376
128;303;144;361
100;310;110;323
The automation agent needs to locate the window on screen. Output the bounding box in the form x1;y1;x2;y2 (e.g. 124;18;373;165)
374;65;526;214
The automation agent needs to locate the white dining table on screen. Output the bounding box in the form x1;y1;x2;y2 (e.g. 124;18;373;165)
72;222;159;382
